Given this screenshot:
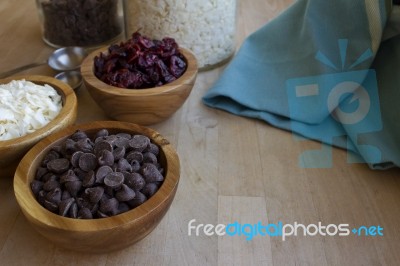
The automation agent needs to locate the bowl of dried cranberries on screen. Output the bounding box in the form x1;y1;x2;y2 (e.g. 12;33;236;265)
81;32;198;125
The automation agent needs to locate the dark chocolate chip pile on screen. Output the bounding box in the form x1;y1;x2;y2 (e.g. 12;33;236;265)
40;0;122;47
30;129;164;219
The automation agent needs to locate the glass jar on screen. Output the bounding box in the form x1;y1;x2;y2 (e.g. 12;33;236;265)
36;0;125;48
124;0;237;70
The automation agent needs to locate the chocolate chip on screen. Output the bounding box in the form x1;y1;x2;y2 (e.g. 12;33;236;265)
30;180;43;196
95;129;109;139
116;133;131;139
104;186;115;197
143;152;158;164
129;135;150;152
113;146;126;161
61;190;72;200
43;180;60;192
141;183;159;198
85;186;104;204
46;188;62;204
51;145;63;154
127;191;147;208
74;168;87;180
47;158;70;174
144;143;160;156
79;153;98;172
37;190;46;205
124;172;145;191
104;135;118;145
130;160;141;172
95;165;113;184
104;172;124;189
99;197;119;216
59;197;75;217
90;203;99;215
117;202;130;214
76;197;91;210
60;169;79;184
69;202;78;218
140;163;164;183
70;151;84;168
71;130;88;142
62;138;76;156
75;138;94;153
82;170;95;188
35;167;48;180
78;208;93;219
116;158;132;172
126;151;143;163
65;180;82;197
94;140;113;157
115;184;136;202
97;149;114;167
41;172;57;183
44;200;59;213
42;150;60;166
114;137;130;149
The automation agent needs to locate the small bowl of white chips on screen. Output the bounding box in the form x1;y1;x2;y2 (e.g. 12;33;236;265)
0;75;77;178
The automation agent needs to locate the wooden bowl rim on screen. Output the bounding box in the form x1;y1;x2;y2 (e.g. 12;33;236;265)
81;46;198;96
0;75;77;148
14;121;180;232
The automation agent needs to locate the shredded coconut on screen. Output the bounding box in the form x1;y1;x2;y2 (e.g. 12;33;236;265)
0;79;62;141
125;0;237;69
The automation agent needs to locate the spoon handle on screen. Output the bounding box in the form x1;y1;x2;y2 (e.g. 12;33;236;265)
0;61;47;79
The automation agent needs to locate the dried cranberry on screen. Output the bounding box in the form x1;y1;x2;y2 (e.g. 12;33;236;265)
94;32;187;89
170;55;187;78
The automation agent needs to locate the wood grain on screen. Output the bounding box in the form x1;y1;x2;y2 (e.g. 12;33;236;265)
1;0;400;265
218;196;273;266
81;47;198;125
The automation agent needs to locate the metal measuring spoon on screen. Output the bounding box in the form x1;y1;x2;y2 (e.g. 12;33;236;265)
0;47;87;78
54;71;83;90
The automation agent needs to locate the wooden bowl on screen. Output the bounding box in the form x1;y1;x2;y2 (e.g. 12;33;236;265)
14;121;180;253
0;75;77;178
81;46;198;125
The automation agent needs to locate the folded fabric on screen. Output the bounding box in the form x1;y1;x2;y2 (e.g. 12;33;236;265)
202;0;400;169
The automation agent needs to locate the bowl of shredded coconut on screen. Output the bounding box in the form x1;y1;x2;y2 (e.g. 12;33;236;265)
0;75;77;178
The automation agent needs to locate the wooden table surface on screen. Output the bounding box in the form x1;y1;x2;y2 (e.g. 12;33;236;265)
1;1;400;265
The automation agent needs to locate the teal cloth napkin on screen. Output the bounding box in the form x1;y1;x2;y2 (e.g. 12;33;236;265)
203;0;400;169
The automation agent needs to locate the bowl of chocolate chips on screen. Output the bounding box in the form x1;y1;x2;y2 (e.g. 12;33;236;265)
81;32;198;125
13;121;180;253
